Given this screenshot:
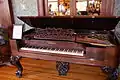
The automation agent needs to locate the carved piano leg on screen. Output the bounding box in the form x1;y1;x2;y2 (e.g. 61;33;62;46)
56;61;69;76
101;66;118;80
10;56;23;78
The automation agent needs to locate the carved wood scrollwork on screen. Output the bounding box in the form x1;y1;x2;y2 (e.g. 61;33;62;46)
56;61;69;76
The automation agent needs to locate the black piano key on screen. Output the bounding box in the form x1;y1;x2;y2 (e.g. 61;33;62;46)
53;48;58;51
71;49;76;52
24;44;27;47
75;50;78;53
51;48;56;50
78;50;84;53
36;46;39;49
31;46;35;48
38;46;42;49
28;45;32;48
35;46;39;49
32;46;36;48
45;47;51;50
68;49;74;52
57;48;61;51
59;48;64;51
48;47;52;50
66;49;69;52
64;49;68;52
43;47;47;49
41;47;45;49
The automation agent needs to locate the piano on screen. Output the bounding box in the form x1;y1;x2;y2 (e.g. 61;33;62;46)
9;16;120;79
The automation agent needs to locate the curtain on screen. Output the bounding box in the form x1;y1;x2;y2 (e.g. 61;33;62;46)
113;0;120;16
38;0;44;16
101;0;115;16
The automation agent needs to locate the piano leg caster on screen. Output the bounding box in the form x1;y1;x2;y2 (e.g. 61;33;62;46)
56;61;69;76
101;66;118;80
10;56;23;78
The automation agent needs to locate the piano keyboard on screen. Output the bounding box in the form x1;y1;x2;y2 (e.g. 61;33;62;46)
20;46;84;56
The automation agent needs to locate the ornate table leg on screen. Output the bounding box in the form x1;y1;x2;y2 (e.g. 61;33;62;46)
56;61;69;76
101;66;118;80
10;56;23;78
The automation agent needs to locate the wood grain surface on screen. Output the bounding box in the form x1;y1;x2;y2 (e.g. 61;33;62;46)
0;58;108;80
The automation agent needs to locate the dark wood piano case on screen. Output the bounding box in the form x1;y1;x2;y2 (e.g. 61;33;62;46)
10;16;120;80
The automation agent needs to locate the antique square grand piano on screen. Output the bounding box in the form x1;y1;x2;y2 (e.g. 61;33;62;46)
9;16;120;80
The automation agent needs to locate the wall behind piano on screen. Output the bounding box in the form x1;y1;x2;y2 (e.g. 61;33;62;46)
114;0;120;16
12;0;38;31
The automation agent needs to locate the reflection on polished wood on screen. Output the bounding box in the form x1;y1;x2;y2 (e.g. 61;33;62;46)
0;58;107;80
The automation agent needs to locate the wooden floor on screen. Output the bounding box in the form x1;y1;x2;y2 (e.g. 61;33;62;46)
0;58;109;80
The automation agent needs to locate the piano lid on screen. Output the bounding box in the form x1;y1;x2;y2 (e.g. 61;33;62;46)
18;16;120;30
